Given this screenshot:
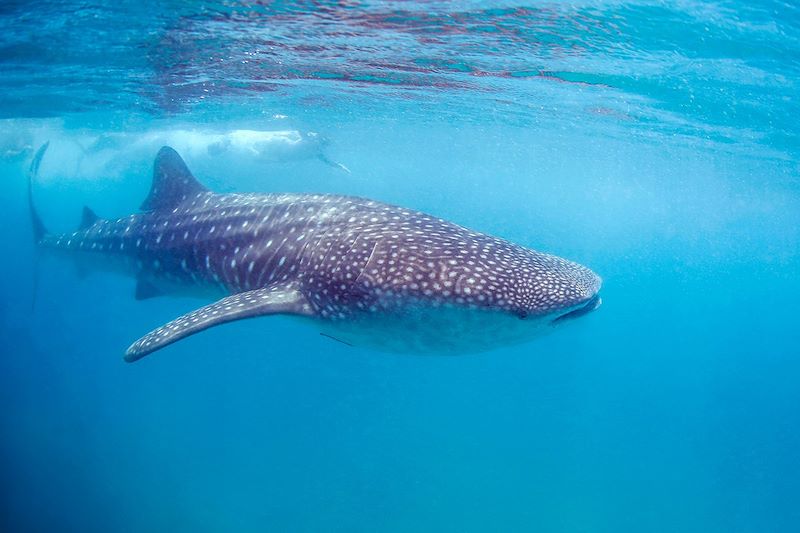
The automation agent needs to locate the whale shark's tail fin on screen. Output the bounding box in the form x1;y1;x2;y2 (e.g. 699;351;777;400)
28;142;49;312
28;142;49;244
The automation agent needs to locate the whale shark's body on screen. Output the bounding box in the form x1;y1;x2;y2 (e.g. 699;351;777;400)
29;145;601;362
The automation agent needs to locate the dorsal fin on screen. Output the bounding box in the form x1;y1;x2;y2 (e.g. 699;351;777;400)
140;146;207;211
79;206;99;230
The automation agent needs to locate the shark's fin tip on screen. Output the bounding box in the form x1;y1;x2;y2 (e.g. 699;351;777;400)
135;278;165;300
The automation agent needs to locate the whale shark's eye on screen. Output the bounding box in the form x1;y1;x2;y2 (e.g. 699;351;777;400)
516;310;528;320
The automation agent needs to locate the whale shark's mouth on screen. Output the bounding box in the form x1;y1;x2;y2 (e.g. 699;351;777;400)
552;294;602;324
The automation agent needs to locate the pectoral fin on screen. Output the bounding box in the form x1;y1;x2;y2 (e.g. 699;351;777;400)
318;154;351;174
125;285;312;362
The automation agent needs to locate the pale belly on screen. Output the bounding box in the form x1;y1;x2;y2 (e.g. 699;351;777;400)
318;305;556;354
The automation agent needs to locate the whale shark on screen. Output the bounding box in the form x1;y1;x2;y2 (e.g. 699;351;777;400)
28;144;601;362
84;128;350;175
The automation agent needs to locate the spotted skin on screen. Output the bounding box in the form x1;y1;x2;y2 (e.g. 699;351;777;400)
32;146;602;361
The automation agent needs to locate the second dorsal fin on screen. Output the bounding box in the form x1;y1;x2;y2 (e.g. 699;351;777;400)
140;146;208;211
79;206;99;230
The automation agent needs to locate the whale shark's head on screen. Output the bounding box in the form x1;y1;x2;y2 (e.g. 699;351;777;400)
500;251;602;324
325;238;602;354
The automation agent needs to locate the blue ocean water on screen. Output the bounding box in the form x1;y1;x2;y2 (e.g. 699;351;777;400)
1;1;799;531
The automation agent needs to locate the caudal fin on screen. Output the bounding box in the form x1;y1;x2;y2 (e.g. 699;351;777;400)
28;142;49;313
28;142;49;244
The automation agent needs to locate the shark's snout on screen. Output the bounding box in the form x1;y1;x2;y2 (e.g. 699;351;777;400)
510;256;602;324
551;269;602;323
552;293;602;323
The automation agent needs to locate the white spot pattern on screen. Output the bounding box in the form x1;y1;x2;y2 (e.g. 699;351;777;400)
41;166;601;361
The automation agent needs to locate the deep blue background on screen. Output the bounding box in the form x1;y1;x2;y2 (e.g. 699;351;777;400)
2;1;800;532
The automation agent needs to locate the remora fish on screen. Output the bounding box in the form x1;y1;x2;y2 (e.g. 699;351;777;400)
28;144;601;362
